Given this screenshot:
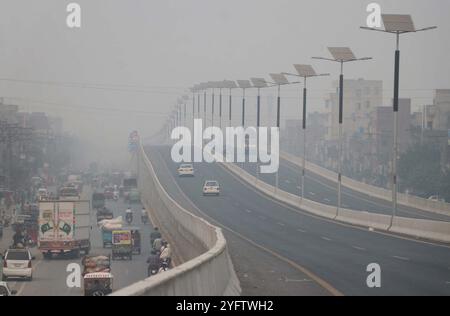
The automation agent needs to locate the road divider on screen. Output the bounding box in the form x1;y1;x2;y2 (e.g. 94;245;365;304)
112;144;241;296
221;162;450;244
281;151;450;217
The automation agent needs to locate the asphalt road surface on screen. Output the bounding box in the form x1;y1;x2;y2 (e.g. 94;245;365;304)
240;158;450;222
0;189;156;296
147;145;450;296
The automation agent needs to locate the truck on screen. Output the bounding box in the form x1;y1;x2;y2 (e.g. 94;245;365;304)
38;200;91;259
92;193;106;209
122;177;137;199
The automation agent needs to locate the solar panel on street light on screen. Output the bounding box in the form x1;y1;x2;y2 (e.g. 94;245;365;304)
269;73;289;85
250;78;268;88
382;14;415;32
294;64;317;77
237;80;252;89
223;80;238;89
328;47;356;61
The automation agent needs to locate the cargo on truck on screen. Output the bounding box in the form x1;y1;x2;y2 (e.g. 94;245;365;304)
38;200;91;259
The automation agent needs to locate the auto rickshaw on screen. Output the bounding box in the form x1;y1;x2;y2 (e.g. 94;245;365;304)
82;254;113;296
111;230;133;260
83;272;114;296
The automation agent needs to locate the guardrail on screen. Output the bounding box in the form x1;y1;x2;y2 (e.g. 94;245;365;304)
221;162;450;244
281;151;450;217
112;145;241;296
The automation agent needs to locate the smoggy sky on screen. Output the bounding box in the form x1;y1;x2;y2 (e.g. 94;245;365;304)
0;0;449;168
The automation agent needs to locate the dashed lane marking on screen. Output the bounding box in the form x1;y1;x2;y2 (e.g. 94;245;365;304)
392;256;410;261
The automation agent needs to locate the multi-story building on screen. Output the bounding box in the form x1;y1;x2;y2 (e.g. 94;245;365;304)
325;78;383;141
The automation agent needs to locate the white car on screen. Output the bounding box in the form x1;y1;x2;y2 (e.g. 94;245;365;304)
178;164;194;177
2;249;34;281
203;180;220;196
0;282;17;296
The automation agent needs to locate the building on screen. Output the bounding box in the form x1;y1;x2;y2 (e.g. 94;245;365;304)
432;89;450;131
325;78;383;141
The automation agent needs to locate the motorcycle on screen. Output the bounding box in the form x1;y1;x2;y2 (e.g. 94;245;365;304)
125;213;133;224
141;214;148;224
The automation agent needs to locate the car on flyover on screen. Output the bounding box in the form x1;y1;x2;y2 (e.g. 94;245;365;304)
202;180;220;196
177;164;194;177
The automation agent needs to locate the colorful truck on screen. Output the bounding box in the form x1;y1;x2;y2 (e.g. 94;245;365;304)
38;200;91;259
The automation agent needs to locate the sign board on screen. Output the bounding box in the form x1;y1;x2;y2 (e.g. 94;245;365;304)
112;230;132;245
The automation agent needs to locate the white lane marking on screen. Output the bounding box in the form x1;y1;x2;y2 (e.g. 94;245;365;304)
296;186;301;189
285;180;291;184
245;209;252;213
321;237;332;241
446;281;450;285
297;228;307;233
285;277;312;283
309;192;316;196
324;198;331;202
352;246;366;251
277;222;285;227
392;255;410;261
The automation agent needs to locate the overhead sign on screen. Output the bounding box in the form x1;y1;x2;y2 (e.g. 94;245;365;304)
128;131;139;153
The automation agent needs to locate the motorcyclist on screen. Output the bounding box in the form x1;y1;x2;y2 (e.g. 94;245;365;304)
141;208;148;224
152;237;163;253
159;242;172;268
125;207;133;223
146;250;161;276
150;227;162;245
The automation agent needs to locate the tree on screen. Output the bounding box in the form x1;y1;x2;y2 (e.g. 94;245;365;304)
398;142;442;198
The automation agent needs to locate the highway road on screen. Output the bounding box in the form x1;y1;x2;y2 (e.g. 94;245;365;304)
0;191;156;296
148;145;450;296
239;158;450;222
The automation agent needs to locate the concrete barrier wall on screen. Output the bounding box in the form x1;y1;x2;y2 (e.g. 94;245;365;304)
112;145;241;296
221;162;450;244
281;151;450;217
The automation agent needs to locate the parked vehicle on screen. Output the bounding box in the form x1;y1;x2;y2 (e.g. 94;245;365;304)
38;200;91;259
1;248;35;281
111;230;133;260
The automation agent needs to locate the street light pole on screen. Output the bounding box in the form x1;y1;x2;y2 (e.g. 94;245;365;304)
237;80;252;129
219;87;223;129
313;47;372;218
284;65;329;201
361;14;437;227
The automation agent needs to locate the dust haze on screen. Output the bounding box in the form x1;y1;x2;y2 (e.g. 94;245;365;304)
1;0;449;169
